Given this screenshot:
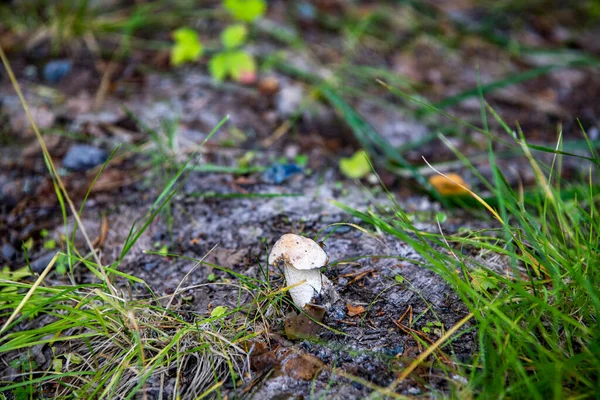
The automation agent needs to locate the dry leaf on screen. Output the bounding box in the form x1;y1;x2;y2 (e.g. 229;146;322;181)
282;354;324;380
284;304;325;340
347;303;366;317
429;173;470;196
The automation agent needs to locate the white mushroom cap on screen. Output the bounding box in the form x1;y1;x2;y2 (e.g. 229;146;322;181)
269;234;329;308
269;234;328;271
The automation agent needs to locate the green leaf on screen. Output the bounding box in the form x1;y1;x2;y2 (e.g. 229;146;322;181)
67;354;83;365
238;150;256;168
222;24;248;49
209;53;229;81
171;27;203;66
207;273;216;282
436;212;447;224
55;254;68;275
22;237;34;251
52;358;63;373
470;269;499;292
394;275;405;284
209;51;256;83
227;51;256;82
14;386;32;400
294;154;308;167
224;0;266;22
157;245;169;256
43;239;56;250
211;305;228;318
339;150;371;179
40;229;49;238
1;265;31;281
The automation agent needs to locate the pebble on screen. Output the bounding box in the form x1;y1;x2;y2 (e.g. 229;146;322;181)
62;144;108;171
29;252;56;273
24;65;38;80
407;387;422;395
276;84;304;117
143;261;159;272
322;224;351;235
262;163;303;184
297;2;316;22
330;303;346;320
383;343;404;357
2;242;16;260
43;60;72;84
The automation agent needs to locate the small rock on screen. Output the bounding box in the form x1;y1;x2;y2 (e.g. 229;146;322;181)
143;261;159;272
329;303;346;320
322;224;351;235
43;60;72;84
24;65;38;80
407;387;421;395
62;144;108;171
297;2;317;22
262;163;303;184
384;343;404;357
30;252;56;273
2;242;16;260
276;84;304;117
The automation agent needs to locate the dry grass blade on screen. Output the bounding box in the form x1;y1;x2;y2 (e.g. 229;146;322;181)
0;45;116;297
333;368;411;400
0;253;58;335
422;157;504;225
388;312;474;390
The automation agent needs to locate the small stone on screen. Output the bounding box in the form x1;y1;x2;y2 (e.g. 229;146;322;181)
262;163;303;184
2;242;16;260
329;303;346;320
43;60;72;84
29;253;56;273
337;277;348;286
276;84;304;117
24;65;38;80
297;2;316;22
384;343;404;357
322;224;351;235
143;261;159;272
62;144;108;171
407;387;421;395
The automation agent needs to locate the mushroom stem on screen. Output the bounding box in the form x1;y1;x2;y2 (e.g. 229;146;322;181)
268;233;329;309
283;265;323;309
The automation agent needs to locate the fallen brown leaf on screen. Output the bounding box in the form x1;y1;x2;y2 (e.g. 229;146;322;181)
347;303;366;317
429;173;470;196
282;354;324;380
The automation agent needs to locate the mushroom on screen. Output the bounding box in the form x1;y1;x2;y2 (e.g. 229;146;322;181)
269;233;329;309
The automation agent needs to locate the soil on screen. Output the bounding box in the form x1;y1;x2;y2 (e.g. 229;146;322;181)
1;1;598;398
